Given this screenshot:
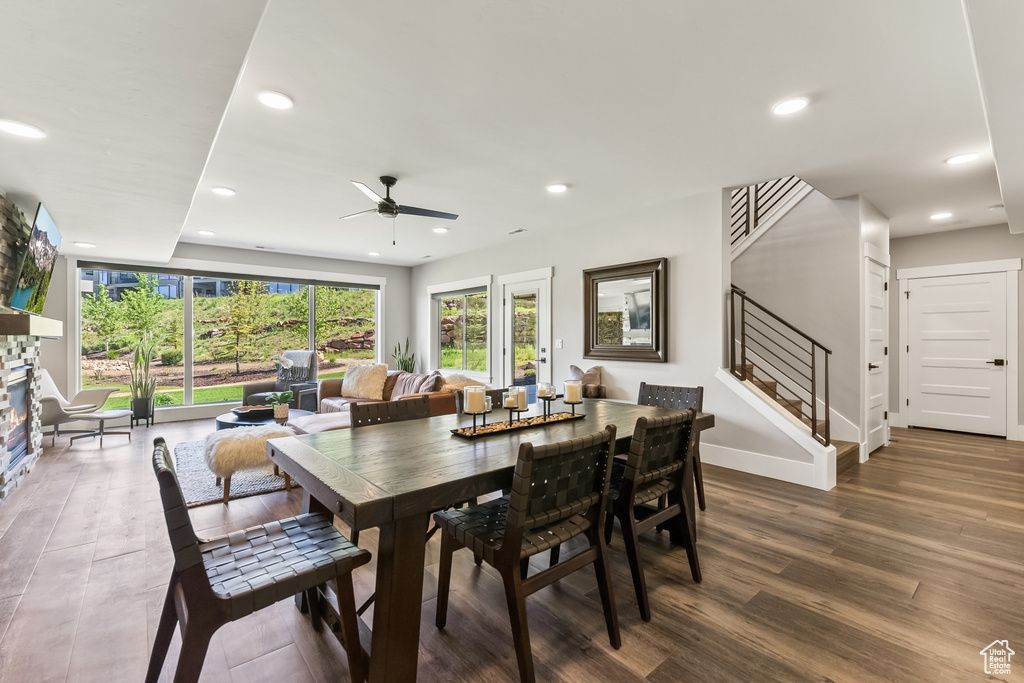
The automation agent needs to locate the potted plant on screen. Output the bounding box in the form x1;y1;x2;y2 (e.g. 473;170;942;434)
128;340;157;425
269;391;294;422
392;338;416;372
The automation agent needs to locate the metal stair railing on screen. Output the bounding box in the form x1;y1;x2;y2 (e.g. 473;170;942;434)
730;175;805;248
729;285;831;446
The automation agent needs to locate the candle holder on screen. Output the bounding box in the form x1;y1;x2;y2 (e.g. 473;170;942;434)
563;379;583;415
536;382;555;419
502;391;520;426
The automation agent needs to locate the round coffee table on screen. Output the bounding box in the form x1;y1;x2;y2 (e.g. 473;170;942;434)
215;409;313;430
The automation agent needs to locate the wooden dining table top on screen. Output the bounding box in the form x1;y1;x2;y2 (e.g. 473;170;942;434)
267;399;714;533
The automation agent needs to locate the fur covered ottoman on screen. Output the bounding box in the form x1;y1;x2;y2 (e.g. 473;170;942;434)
204;424;295;504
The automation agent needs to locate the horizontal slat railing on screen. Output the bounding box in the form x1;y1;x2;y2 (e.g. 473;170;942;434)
730;175;806;248
730;285;831;445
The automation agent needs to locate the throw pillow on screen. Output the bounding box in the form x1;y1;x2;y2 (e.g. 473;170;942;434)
569;364;603;386
391;370;444;399
341;363;388;400
440;373;492;393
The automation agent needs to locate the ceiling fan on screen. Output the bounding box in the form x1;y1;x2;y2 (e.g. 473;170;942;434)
339;175;459;222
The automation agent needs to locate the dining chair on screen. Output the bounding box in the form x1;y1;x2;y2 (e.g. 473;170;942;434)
637;382;707;510
604;410;701;621
350;394;431;428
434;425;621;683
147;438;370;683
348;395;432;545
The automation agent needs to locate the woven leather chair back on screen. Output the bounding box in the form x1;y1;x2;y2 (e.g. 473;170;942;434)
623;410;694;492
152;438;203;572
637;383;703;412
351;395;431;428
506;426;616;533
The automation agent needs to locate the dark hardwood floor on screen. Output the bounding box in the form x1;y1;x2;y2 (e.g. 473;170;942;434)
0;422;1020;681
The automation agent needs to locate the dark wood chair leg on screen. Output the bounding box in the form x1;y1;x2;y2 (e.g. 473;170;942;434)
693;442;706;511
618;515;650;621
172;622;217;683
306;587;322;632
519;557;530;580
222;476;231;505
674;510;702;583
350;528;359;546
284;473;292;491
593;541;621;648
336;574;365;683
474;554;483;566
500;568;535;683
145;578;179;683
435;532;455;629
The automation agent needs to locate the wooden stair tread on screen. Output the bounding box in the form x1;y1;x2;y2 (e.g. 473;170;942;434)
833;439;859;475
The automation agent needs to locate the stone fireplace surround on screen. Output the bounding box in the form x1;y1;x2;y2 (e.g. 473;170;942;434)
0;336;42;500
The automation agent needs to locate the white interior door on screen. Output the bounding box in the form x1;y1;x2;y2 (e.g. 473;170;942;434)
907;272;1007;436
865;259;888;452
502;280;551;404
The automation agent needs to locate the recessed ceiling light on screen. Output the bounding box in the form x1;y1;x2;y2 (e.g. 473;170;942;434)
211;187;236;196
368;251;380;256
432;227;449;234
0;119;46;138
945;153;979;165
772;97;809;116
257;91;294;110
989;204;1005;210
930;212;953;220
73;242;96;248
546;184;568;193
197;230;215;236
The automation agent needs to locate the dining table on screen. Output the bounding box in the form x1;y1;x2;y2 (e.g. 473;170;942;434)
266;398;714;682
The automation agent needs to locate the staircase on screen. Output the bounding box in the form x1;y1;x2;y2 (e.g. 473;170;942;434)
729;285;859;475
730;175;813;255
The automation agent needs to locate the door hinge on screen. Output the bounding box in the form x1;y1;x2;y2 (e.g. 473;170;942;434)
884;411;888;420
906;345;909;353
906;398;910;406
905;291;910;298
884;346;888;355
884;282;888;291
503;348;506;356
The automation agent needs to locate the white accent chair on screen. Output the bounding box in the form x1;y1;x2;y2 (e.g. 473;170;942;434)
39;369;118;446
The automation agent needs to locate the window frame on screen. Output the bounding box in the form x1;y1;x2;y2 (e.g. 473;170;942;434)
428;275;492;383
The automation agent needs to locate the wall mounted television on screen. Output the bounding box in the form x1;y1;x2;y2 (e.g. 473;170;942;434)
11;203;62;315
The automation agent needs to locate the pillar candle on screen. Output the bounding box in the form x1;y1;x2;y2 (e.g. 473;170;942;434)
564;380;582;403
516;387;527;411
465;386;485;413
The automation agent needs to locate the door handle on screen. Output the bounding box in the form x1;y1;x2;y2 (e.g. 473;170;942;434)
868;363;879;370
539;357;547;364
986;359;1006;366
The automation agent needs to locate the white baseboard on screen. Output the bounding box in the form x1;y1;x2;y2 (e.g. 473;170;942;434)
888;411;908;428
702;443;816;488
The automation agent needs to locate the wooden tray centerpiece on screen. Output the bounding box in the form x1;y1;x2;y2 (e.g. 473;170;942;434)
451;411;586;439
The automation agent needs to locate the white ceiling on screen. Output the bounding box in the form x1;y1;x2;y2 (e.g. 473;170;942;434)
1;0;1020;267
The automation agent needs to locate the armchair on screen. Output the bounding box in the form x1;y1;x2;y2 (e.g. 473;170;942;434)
39;369;118;446
242;350;319;409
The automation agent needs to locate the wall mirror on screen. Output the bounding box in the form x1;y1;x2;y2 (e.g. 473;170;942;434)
583;257;666;362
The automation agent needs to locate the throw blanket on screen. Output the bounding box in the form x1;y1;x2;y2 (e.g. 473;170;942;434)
280;350;316;383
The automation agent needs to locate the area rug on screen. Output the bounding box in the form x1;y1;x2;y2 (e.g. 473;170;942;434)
173;440;291;508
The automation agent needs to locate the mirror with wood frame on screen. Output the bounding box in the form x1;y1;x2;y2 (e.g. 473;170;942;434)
583;257;666;362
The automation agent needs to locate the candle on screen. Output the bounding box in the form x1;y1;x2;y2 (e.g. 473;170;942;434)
465;386;485;413
537;383;553;398
517;387;527;411
484;396;492;411
504;392;518;408
564;380;582;403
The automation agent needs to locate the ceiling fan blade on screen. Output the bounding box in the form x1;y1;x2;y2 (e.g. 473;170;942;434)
338;208;377;220
397;204;459;220
352;180;385;204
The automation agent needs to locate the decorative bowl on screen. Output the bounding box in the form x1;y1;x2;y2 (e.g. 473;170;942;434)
231;405;274;420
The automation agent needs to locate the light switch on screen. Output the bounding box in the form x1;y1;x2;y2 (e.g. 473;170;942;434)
555;339;563;348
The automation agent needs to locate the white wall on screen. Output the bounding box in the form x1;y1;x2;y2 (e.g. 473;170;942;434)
889;223;1024;421
411;189;821;484
730;189;862;420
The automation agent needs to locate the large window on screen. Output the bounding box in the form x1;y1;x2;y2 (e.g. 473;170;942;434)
81;268;378;408
439;291;487;372
80;271;184;409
